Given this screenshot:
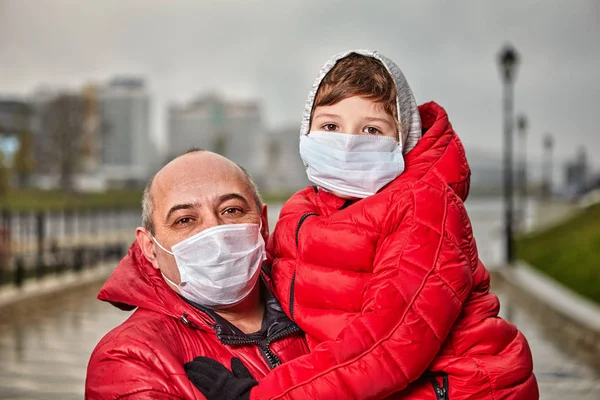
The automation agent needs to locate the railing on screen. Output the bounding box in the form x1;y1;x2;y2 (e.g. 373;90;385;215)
0;208;140;289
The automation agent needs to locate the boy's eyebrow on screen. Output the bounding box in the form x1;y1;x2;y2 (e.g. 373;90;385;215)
313;113;394;126
364;117;395;126
312;112;340;120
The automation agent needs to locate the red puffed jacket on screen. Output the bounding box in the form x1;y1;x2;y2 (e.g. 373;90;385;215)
85;242;309;400
256;102;538;399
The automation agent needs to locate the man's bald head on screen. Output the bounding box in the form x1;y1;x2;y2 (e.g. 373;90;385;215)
141;149;262;235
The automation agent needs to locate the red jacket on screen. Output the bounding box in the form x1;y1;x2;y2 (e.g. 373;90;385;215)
260;102;538;399
85;243;309;400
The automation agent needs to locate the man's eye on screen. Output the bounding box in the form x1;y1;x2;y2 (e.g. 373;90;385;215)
322;123;338;131
364;126;381;135
175;217;193;225
223;207;243;215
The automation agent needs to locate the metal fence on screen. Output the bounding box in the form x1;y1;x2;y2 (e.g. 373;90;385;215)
0;208;140;289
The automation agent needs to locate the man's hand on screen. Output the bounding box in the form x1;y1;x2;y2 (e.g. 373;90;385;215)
184;357;258;400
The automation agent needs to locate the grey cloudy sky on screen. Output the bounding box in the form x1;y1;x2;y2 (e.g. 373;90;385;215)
1;0;599;170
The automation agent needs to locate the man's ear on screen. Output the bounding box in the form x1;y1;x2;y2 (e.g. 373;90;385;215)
260;204;269;241
136;227;160;269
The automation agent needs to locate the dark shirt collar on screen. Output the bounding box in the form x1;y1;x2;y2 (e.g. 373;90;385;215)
183;275;300;345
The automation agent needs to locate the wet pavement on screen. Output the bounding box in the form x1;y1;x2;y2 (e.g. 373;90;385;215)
496;289;600;399
0;282;127;399
0;199;597;399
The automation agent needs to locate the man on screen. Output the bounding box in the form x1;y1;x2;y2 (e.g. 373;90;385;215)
85;149;309;399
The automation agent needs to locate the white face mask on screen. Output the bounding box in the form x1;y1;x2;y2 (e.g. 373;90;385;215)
153;223;266;309
299;130;405;198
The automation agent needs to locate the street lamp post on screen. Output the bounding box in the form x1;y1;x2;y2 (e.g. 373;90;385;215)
497;44;520;266
517;115;528;230
542;134;554;199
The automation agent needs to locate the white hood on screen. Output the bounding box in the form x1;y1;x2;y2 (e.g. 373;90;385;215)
300;49;422;153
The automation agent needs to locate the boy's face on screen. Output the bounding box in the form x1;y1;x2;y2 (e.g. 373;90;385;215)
309;96;397;140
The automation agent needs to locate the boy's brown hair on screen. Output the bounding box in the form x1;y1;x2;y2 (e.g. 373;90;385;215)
313;53;398;122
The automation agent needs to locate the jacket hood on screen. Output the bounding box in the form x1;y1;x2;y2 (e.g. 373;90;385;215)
98;241;213;330
401;101;471;201
300;49;422;154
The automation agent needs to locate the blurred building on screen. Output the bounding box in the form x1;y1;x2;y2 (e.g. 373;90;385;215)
100;77;158;187
0;99;31;166
168;93;267;187
23;77;157;190
563;147;590;197
29;88;58;175
261;126;309;193
0;99;31;134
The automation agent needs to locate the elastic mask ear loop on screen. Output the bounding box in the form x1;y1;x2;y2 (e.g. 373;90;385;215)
151;237;181;286
161;271;181;287
152;237;175;256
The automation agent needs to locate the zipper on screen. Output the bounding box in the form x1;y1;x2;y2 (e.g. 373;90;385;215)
429;373;449;400
289;271;297;320
267;324;301;343
290;212;318;321
217;325;301;369
258;342;282;369
295;212;318;248
220;337;281;369
258;324;301;368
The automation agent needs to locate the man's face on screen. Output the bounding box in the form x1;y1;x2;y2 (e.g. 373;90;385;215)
136;151;268;290
309;96;397;139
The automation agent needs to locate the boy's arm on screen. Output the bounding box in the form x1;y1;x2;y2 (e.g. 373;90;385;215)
252;192;475;400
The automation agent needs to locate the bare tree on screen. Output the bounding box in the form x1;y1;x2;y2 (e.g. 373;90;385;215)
43;94;86;192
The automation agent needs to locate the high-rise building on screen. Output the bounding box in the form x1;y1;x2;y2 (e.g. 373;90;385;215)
168;94;267;186
28;89;55;175
262;126;309;193
167;94;220;157
100;77;158;186
0;99;31;135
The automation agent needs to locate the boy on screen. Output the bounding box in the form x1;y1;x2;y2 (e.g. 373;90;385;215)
187;50;538;400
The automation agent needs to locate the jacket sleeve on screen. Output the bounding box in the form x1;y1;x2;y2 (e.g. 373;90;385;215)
253;191;476;400
85;335;201;400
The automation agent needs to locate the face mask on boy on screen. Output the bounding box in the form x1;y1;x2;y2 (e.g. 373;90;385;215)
299;130;405;199
153;223;266;308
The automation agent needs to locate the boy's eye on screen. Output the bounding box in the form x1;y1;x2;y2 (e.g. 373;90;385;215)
363;126;381;135
322;123;338;132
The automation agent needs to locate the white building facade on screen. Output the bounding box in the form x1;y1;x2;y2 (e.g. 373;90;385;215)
168;94;268;187
262;126;310;194
100;78;158;187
